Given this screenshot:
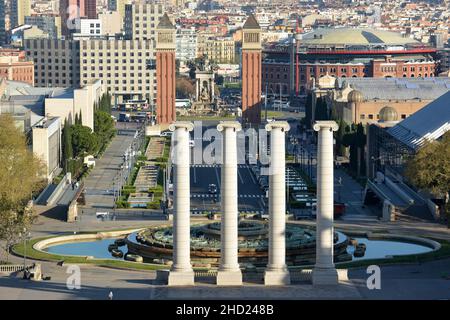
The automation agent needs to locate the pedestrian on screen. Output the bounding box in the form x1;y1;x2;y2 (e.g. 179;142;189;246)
108;291;113;300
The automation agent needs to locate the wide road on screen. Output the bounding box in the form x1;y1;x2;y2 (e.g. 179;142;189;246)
83;123;141;210
177;120;266;215
190;164;266;215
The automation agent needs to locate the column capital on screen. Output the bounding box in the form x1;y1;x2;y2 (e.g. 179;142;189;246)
313;121;339;132
217;121;242;132
169;121;194;132
265;121;290;132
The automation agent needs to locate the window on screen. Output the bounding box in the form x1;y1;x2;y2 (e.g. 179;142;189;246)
360;114;365;119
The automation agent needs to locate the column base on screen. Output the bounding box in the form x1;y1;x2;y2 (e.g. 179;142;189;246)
312;267;339;286
168;270;195;286
216;270;242;286
264;269;291;286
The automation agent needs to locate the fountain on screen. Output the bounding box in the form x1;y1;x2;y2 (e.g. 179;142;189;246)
125;221;350;267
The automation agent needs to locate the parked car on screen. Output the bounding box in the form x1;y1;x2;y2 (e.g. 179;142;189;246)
208;184;218;194
160;131;172;137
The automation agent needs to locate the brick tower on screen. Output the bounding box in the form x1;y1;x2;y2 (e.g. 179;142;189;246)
156;13;176;125
242;14;262;125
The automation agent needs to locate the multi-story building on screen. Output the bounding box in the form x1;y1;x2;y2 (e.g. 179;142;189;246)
98;11;122;36
176;27;197;63
10;0;31;28
24;38;80;88
59;0;97;36
24;37;157;102
0;0;5;45
124;2;165;41
85;0;97;19
25;15;62;39
60;0;85;37
197;35;235;64
79;39;156;103
0;48;34;85
77;19;102;37
32;116;61;182
108;0;126;19
314;76;450;126
263;28;437;97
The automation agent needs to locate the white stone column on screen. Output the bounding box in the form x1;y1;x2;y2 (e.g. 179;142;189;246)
216;121;242;286
196;78;200;101
167;122;195;286
312;121;339;286
264;121;291;285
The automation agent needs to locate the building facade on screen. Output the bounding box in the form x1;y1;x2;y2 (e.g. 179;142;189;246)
24;38;80;88
25;15;62;39
79;39;156;103
0;0;5;45
176;27;197;63
124;3;165;41
314;77;450;126
0;49;35;85
197;34;235;64
10;0;31;28
85;0;97;19
32;116;61;182
263;28;438;96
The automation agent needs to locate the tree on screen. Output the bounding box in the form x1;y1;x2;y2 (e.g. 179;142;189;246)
342;123;366;177
314;97;329;121
335;118;347;157
405;131;450;226
176;77;195;99
62;119;73;173
215;74;224;86
94;110;116;142
71;124;98;157
0;114;45;262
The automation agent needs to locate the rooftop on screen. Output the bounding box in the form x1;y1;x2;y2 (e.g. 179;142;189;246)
302;27;419;46
337;77;450;101
388;91;450;150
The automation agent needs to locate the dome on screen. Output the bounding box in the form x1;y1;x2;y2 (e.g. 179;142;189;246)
379;106;398;122
347;90;364;103
301;27;418;46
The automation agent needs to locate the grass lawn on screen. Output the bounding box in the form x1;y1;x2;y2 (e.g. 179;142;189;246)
11;236;167;271
262;111;285;119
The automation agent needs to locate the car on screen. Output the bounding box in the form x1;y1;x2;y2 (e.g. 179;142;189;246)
161;131;172;137
84;155;96;168
208;184;217;194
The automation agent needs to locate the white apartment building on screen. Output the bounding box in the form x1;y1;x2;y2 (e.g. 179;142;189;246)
176;27;197;63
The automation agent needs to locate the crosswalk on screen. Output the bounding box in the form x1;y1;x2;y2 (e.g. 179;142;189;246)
190;194;265;198
191;210;265;215
190;164;250;168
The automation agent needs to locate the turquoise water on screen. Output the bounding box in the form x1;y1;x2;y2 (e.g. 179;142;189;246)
44;238;128;260
349;238;432;260
43;235;433;262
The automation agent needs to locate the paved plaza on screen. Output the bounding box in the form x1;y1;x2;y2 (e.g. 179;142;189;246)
1;256;449;300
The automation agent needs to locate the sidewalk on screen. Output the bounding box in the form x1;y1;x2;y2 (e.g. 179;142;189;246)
334;168;378;220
